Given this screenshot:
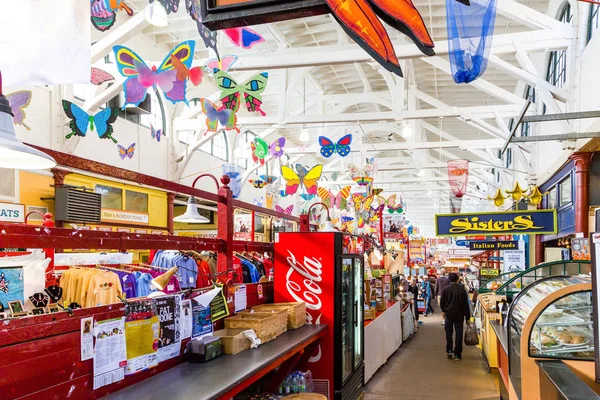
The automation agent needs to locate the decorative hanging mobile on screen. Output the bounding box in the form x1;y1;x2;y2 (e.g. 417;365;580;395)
251;137;269;165
370;195;387;214
90;67;115;85
318;186;352;209
223;27;265;49
222;163;243;198
275;205;294;215
186;0;219;58
447;159;469;213
113;41;195;107
269;137;286;158
170;55;204;86
249;178;267;188
386;194;404;214
254;197;264;207
259;174;278;184
318;134;352;158
117;143;136;159
149;0;179;13
348;158;375;186
214;69;269;116
90;0;133;32
62;100;118;143
446;0;497;83
372;188;384;196
280;164;323;196
150;123;162;142
199;98;239;134
206;55;238;73
6;91;32;130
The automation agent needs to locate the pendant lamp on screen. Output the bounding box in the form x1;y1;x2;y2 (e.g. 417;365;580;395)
145;2;168;27
151;266;178;290
173;196;210;223
0;72;56;170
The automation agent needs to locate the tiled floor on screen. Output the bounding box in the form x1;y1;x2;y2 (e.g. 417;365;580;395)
364;304;500;400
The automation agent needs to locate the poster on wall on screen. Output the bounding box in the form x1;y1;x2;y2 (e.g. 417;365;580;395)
503;240;525;273
192;303;213;338
383;214;405;233
155;295;181;362
124;300;159;375
234;213;253;241
0;266;24;310
409;240;425;263
93;317;127;390
571;238;591;260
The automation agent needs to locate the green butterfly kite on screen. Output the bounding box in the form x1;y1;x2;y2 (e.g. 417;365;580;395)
213;69;269;116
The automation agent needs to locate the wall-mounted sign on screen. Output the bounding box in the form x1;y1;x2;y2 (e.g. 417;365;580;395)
503;249;525;273
455;240;471;247
101;209;149;225
0;202;25;223
435;210;557;237
469;241;518;251
489;256;504;261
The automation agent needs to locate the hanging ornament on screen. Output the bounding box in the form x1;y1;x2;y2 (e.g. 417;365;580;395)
525;185;546;205
505;182;526;202
488;189;506;208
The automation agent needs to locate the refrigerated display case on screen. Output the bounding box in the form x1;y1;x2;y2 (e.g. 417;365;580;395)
506;275;595;400
274;232;364;400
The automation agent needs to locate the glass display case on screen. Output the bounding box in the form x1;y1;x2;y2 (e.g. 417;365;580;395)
507;275;593;399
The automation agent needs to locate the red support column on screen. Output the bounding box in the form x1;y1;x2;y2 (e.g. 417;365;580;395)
571;152;593;237
299;215;309;232
535;234;544;266
217;175;233;282
167;192;175;234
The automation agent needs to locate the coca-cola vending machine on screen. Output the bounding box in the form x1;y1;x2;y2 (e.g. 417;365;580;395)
274;232;364;400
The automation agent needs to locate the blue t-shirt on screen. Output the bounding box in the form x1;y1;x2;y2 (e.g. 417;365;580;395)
175;256;199;289
135;271;154;297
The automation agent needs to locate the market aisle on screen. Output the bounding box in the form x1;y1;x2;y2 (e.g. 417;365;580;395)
364;305;499;400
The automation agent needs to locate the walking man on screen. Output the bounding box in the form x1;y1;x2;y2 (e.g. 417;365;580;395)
440;273;471;360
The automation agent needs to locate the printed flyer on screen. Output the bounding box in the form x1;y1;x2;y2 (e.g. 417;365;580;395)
155;295;181;362
124;300;159;375
93;317;127;390
192;303;213;338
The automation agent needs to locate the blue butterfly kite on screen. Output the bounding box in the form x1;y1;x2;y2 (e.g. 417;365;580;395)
318;134;352;158
62;100;118;143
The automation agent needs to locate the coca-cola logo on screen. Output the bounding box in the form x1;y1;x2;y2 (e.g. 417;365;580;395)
285;249;323;362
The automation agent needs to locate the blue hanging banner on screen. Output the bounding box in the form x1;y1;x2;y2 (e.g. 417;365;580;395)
446;0;498;83
435;210;557;237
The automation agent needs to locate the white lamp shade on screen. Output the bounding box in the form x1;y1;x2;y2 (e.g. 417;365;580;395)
0;96;56;170
299;129;310;142
322;218;335;232
145;3;168;27
173;196;210;223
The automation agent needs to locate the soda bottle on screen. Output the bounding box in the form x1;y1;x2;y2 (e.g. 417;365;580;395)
298;372;306;393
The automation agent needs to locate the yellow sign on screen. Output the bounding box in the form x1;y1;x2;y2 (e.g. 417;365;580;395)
101;209;149;225
480;269;500;276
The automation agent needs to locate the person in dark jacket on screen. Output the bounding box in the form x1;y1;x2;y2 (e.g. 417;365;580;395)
409;278;420;323
440;273;471;360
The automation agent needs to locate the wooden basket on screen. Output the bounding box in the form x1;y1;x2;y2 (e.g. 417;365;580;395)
226;311;288;343
364;307;376;321
252;302;306;329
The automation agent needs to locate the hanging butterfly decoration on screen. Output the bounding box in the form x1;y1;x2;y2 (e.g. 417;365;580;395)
259;175;278;185
62;100;118;143
318;185;352;209
280;164;323;196
265;182;281;209
118;143;136;159
275;205;294;215
349;158;376;186
223;27;265;50
186;0;219;58
199;98;239;134
206;55;238;73
170;55;203;86
90;67;115;85
370;195;387;214
249;179;266;189
372;188;384;196
213;68;269;116
149;0;179;13
6;91;32;131
251;137;269;165
386;194;405;214
150;123;162;142
269;137;286;158
254;197;264;207
318;134;352;158
113;41;195;108
90;0;133;32
300;193;316;201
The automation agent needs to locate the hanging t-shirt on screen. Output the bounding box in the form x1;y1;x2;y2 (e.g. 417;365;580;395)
134;271;154;297
175;256;199;289
0;252;50;311
196;259;212;289
85;271;123;307
114;271;137;299
262;258;273;280
240;259;260;283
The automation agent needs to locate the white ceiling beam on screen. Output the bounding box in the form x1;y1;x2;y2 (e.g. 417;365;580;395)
496;0;572;32
285;139;503;154
173;130;224;181
228;30;570;71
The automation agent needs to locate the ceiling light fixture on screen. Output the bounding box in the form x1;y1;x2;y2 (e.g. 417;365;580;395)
417;169;425;177
0;72;56;170
299;127;310;142
145;2;169;27
173;196;210;223
402;123;413;138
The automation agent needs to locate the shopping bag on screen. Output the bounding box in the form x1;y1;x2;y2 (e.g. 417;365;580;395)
464;323;479;346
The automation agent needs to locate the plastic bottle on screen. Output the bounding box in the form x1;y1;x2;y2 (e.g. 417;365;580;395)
305;370;314;392
290;373;298;393
283;376;291;395
298;372;306;393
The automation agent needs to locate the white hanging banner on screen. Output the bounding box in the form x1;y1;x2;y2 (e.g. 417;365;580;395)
0;0;90;87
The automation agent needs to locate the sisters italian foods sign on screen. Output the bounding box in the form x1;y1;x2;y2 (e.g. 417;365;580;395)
435;210;557;237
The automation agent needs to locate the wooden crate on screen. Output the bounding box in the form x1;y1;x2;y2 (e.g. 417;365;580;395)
364;307;376;321
226;311;288;343
252;302;306;329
